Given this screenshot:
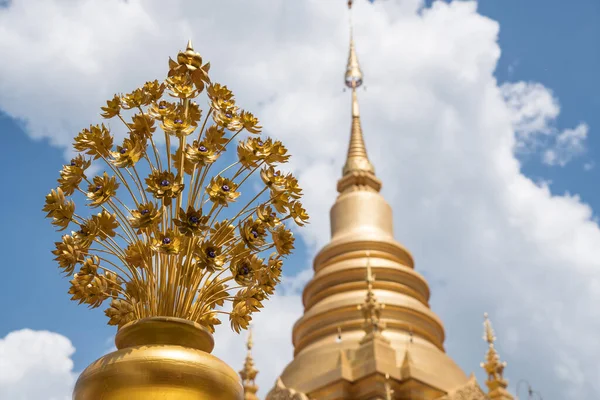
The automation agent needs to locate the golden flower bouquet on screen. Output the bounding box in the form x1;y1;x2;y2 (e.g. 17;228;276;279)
43;42;308;334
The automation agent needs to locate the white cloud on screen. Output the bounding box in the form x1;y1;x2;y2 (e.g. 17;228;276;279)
542;123;588;166
1;0;599;399
502;82;588;166
0;330;76;400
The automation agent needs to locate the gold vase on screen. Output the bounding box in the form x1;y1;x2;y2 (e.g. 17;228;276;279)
73;317;244;400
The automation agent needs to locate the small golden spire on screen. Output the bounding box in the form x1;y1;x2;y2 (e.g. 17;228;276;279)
358;253;386;340
481;313;514;400
384;373;395;400
338;2;379;192
240;326;259;400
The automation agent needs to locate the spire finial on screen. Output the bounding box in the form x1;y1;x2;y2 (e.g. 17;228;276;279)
481;313;514;400
240;326;259;400
338;1;380;192
186;39;194;51
247;325;254;352
358;253;386;341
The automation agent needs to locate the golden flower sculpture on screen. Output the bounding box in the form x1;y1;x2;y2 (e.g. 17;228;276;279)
44;41;308;334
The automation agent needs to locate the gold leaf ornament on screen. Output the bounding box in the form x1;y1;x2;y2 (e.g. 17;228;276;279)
43;41;308;333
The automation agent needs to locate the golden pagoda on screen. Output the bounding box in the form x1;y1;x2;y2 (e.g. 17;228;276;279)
254;3;512;400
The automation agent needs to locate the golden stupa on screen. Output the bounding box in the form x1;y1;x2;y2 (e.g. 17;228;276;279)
239;3;516;400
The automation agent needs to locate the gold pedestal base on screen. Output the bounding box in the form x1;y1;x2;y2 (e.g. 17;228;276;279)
74;317;243;400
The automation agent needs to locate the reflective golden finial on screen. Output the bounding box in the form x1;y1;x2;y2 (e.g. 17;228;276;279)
339;0;378;187
240;326;259;400
481;313;514;400
358;253;386;339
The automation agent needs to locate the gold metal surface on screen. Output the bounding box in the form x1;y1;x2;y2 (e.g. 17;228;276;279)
74;317;244;400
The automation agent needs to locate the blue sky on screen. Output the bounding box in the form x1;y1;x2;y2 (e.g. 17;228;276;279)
0;0;599;399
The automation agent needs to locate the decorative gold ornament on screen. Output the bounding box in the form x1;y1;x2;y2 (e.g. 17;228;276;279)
481;313;514;400
43;40;308;399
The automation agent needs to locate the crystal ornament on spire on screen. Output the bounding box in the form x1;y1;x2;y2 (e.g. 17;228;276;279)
481;313;514;400
240;327;259;400
338;1;381;192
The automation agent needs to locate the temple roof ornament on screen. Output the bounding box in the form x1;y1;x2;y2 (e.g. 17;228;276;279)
481;313;514;400
357;253;387;341
240;326;260;400
338;0;381;193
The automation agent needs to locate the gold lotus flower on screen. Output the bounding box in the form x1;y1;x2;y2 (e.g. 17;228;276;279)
231;255;262;286
286;173;303;199
239;110;262;134
128;114;156;141
162;110;196;137
148;100;176;119
43;188;75;231
174;206;209;236
249;137;273;160
172;147;196;175
290;201;310;226
207;176;240;206
240;218;267;251
100;95;122;119
111;136;146;168
197;306;221;333
152;229;182;254
213;101;242;131
195;241;226;273
230;301;252;334
237;140;260;168
165;74;197;99
207;83;233;109
87;172;119;207
68;256;117;309
145;170;184;206
272;224;295;256
169;42;211;92
260;166;286;191
125;240;152;269
74;220;98;248
74;124;113;159
129;202;162;234
271;191;290;214
257;255;283;295
266;140;290;164
257;204;280;228
90;210;119;240
123;88;151;109
105;298;136;327
58;155;90;196
44;42;307;332
143;80;166;102
53;235;87;275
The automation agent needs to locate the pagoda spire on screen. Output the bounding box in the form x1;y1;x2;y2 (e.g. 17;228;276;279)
481;313;514;400
240;326;259;400
338;1;382;193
